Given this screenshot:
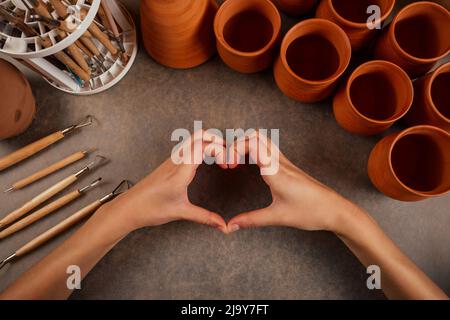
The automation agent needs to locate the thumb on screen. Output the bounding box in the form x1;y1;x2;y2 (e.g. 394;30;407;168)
227;207;275;233
182;205;227;233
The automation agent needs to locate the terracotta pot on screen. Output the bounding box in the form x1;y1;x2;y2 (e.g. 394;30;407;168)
272;0;317;17
214;0;282;73
273;19;351;103
374;2;450;79
404;62;450;132
316;0;395;51
140;0;218;69
368;125;450;201
333;60;413;135
0;59;35;140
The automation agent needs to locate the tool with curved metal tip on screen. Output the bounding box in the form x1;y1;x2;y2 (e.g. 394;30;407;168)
0;178;102;240
0;155;107;228
3;148;97;193
0;115;94;171
0;180;132;271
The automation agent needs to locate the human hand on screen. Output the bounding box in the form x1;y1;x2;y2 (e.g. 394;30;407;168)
99;131;228;234
226;132;358;234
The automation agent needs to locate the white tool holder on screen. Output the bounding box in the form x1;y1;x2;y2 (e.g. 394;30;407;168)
0;0;137;95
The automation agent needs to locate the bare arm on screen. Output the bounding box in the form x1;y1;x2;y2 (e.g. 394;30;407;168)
227;132;448;300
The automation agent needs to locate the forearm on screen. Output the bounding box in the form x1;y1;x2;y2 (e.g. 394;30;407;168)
0;204;131;300
334;204;448;300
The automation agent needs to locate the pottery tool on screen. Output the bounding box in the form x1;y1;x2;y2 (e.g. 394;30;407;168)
80;8;117;56
0;155;107;228
0;115;93;171
3;149;95;193
0;180;132;270
0;178;102;239
101;0;127;62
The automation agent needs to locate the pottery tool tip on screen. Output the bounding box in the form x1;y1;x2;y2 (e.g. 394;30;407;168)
3;186;14;193
0;253;16;270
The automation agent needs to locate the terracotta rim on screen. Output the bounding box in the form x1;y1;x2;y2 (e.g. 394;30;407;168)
388;1;450;63
425;61;450;124
214;0;282;57
325;0;395;28
345;60;413;124
387;125;450;197
280;18;351;85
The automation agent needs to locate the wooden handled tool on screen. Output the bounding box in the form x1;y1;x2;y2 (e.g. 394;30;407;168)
0;116;92;171
40;34;89;81
0;178;102;239
0;181;132;270
101;0;128;62
0;155;106;228
81;9;117;55
4;149;93;193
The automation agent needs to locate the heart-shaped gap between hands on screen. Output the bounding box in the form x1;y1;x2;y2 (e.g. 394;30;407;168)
188;154;273;227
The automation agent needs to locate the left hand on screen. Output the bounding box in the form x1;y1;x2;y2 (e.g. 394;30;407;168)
99;130;228;234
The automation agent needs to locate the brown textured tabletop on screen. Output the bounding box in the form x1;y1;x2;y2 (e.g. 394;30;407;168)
0;0;449;299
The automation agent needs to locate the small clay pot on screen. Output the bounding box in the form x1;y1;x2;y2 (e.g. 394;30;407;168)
214;0;282;73
404;62;450;132
333;60;413;135
0;59;35;140
273;19;351;103
140;0;218;69
316;0;395;51
374;2;450;79
272;0;317;17
368;125;450;201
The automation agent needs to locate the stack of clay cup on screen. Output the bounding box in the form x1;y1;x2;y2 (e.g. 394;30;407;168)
140;0;450;202
0;59;36;140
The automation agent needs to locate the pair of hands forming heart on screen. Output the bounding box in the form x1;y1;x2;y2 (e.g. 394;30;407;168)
102;131;357;235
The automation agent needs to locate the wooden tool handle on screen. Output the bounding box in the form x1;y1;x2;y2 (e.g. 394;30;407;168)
33;0;52;19
16;200;102;257
0;190;81;239
89;23;118;55
57;30;90;73
0;174;78;227
40;37;90;81
75;40;94;58
81;8;117;55
49;0;68;18
12;151;86;190
97;4;112;31
0;131;65;171
80;36;101;56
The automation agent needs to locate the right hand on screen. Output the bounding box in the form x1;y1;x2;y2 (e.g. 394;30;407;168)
227;132;359;234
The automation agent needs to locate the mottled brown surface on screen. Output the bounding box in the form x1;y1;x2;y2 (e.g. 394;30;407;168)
0;0;448;299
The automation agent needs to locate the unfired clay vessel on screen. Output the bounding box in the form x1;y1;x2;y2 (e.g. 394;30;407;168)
140;0;218;69
0;59;36;140
404;61;450;132
273;19;351;103
316;0;395;51
368;125;450;201
333;60;413;135
214;0;282;73
272;0;317;17
374;1;450;78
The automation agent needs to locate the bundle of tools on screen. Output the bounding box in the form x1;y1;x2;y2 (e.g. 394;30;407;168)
0;115;132;270
0;0;137;94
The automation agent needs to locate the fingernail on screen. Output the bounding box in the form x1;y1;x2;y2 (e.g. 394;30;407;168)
228;224;240;233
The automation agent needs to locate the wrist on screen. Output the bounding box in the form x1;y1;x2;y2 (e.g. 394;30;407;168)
327;194;368;236
92;201;136;239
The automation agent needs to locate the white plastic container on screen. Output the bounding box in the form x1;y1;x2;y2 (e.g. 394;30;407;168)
0;0;137;95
